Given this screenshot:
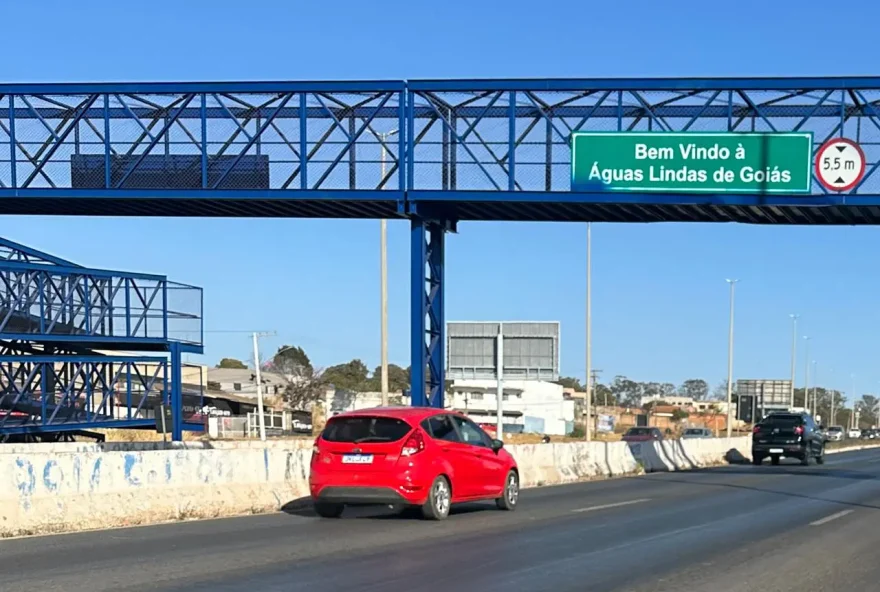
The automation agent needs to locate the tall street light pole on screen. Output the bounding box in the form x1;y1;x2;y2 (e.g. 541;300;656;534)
802;336;811;409
828;367;835;425
585;222;593;442
851;373;857;429
789;314;798;408
379;129;398;407
811;360;818;417
725;279;738;438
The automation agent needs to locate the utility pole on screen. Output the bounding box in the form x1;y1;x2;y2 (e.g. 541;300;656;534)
789;314;798;408
591;369;604;406
251;331;276;441
585;222;592;442
379;129;398;407
725;279;738;438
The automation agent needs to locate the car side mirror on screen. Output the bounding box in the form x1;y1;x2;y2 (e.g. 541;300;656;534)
491;439;504;452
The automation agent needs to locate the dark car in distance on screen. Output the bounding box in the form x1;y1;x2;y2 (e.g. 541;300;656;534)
752;412;825;466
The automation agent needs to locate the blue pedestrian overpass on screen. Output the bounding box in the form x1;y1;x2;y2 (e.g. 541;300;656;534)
2;76;879;425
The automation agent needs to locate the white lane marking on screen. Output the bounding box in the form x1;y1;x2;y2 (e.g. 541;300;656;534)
810;509;853;526
572;498;651;513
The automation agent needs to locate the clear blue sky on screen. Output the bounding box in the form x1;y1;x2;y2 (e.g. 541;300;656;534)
3;0;879;397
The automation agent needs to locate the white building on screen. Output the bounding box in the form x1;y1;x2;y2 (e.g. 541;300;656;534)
447;379;575;436
324;390;410;415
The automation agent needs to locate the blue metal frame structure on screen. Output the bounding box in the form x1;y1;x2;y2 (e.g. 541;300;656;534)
3;77;880;409
0;238;203;439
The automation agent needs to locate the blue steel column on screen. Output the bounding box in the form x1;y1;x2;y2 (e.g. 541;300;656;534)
170;341;183;441
410;219;427;406
409;219;446;408
426;224;446;408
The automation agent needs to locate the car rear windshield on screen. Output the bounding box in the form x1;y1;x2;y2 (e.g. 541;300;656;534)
827;426;843;433
761;414;803;428
321;416;412;443
684;429;704;435
626;428;651;435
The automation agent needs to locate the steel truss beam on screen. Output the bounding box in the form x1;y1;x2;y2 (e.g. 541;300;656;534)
0;237;81;267
0;354;174;433
0;260;203;351
3;78;880;207
0;240;204;438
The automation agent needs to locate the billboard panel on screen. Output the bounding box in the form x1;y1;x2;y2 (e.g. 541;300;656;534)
446;321;560;382
736;379;792;409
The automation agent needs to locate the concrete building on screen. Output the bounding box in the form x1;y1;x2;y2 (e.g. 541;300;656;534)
447;379;575;436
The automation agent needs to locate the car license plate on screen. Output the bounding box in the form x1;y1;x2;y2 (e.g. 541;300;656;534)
342;454;373;464
769;448;783;454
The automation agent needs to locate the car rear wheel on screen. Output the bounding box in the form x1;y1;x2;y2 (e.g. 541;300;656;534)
421;476;451;521
496;470;519;511
815;444;825;465
771;455;780;466
752;455;763;466
314;502;344;519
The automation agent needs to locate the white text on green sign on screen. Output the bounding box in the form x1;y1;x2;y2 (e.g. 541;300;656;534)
571;132;813;194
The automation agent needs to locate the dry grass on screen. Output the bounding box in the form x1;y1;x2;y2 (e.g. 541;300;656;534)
95;428;206;443
505;432;622;445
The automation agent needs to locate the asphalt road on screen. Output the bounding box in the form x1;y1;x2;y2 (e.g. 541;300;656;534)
4;448;880;591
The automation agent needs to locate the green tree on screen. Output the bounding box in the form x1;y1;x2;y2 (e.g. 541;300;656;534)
856;394;879;427
271;345;312;376
592;382;615;406
672;408;690;421
217;358;247;369
610;375;642;407
678;379;709;400
555;376;585;391
322;359;370;391
362;364;410;392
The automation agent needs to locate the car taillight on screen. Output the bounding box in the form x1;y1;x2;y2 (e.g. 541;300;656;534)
401;430;425;457
794;426;804;435
311;439;321;464
752;425;761;434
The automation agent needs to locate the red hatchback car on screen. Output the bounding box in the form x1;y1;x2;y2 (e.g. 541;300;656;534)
309;407;519;520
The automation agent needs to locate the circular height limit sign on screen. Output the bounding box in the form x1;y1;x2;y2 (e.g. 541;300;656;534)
815;138;866;192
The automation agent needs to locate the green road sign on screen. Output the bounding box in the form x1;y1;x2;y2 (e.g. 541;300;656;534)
571;132;813;194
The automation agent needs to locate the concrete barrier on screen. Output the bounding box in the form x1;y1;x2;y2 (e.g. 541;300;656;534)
507;441;640;487
0;434;830;538
627;436;752;472
1;447;312;537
